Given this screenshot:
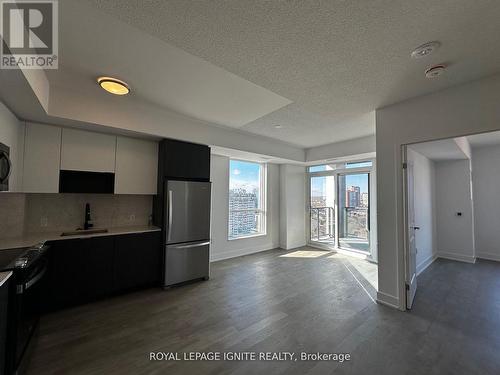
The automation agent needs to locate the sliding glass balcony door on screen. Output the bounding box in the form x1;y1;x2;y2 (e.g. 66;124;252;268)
338;173;370;253
308;164;372;254
310;176;336;246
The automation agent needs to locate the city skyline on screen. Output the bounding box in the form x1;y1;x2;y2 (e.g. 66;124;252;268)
229;160;263;238
311;174;368;197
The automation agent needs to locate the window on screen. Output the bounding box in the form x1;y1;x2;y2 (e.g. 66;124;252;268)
308;164;336;172
345;161;373;169
308;161;373;173
228;160;266;239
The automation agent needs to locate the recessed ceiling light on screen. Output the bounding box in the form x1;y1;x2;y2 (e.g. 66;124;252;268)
97;76;130;95
274;124;283;129
425;64;446;78
411;41;441;59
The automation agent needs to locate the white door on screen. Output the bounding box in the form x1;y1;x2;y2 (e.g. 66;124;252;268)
405;161;418;309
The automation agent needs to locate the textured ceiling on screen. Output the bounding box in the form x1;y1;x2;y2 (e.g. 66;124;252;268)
46;0;291;129
85;0;500;147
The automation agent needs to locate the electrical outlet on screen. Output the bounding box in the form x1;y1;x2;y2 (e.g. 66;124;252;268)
40;216;48;227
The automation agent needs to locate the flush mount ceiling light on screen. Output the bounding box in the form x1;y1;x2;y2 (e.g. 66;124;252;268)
425;64;446;78
97;77;130;95
274;124;283;129
411;41;441;59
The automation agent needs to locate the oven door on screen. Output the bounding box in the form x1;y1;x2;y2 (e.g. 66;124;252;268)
0;143;11;192
13;258;48;369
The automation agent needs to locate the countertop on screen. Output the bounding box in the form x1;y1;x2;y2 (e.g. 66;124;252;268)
0;225;162;251
0;271;12;287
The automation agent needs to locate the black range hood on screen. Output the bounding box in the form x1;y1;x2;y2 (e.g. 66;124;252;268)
59;170;115;194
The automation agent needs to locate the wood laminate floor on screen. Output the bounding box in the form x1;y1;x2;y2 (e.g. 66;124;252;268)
26;248;500;375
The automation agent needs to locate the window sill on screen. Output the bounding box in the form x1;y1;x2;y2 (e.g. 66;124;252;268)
228;233;267;241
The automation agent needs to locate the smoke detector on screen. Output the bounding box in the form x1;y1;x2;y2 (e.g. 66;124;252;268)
425;64;446;78
411;41;440;59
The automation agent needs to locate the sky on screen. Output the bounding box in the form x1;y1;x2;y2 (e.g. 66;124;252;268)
229;160;368;199
311;174;369;197
230;160;261;191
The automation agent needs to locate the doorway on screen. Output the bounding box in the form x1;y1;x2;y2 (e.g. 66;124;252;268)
338;173;370;253
310;175;336;246
308;161;375;257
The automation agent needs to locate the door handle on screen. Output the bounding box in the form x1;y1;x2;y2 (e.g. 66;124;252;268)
167;190;173;241
169;241;210;249
412;226;420;230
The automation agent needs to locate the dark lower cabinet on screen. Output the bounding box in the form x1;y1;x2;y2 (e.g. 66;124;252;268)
81;237;115;299
45;232;161;311
0;276;9;375
114;232;161;291
47;238;86;309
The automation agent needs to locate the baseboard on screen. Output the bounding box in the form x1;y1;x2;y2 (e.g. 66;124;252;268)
416;254;437;275
476;252;500;262
437;252;476;264
281;241;307;250
210;243;278;262
307;242;332;251
376;291;400;310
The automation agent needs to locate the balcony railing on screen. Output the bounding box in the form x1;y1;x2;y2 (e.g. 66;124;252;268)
342;207;369;239
310;206;335;241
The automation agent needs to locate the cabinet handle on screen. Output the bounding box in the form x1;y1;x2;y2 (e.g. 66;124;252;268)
167;190;173;241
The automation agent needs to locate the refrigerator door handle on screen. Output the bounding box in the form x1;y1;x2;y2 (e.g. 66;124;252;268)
168;241;210;249
167;190;173;241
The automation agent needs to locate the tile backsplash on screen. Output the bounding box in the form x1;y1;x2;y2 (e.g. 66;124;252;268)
0;193;26;239
0;193;153;239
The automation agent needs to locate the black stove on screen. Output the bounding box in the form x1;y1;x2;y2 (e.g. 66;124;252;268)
1;243;49;375
0;243;47;272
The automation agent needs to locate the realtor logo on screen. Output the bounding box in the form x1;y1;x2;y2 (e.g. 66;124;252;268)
1;0;58;69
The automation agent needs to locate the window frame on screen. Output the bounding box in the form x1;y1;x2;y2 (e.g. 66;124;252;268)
227;158;267;240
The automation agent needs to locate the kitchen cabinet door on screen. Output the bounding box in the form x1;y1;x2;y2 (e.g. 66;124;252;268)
46;238;87;309
115;136;158;194
61;128;116;173
0;275;9;375
22;123;61;193
160;139;210;180
81;237;115;299
114;232;161;291
47;237;114;310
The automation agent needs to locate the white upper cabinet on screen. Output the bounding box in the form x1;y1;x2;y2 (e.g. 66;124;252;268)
22;123;61;193
60;128;116;172
114;136;158;195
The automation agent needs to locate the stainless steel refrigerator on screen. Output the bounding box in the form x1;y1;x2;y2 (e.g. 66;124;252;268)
163;180;211;287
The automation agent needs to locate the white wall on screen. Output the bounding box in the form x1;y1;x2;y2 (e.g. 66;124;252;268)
407;148;437;274
279;164;306;250
306;135;376;162
471;145;500;262
376;73;500;310
434;160;475;263
454;137;472;159
0;101;25;191
210;155;280;261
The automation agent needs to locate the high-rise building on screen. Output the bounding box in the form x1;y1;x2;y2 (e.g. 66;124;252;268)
346;186;361;207
229;188;259;238
361;192;369;207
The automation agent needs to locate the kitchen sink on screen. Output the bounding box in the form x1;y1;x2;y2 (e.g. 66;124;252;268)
60;228;109;237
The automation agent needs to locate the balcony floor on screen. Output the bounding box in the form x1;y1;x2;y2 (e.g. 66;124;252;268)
310;236;370;253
